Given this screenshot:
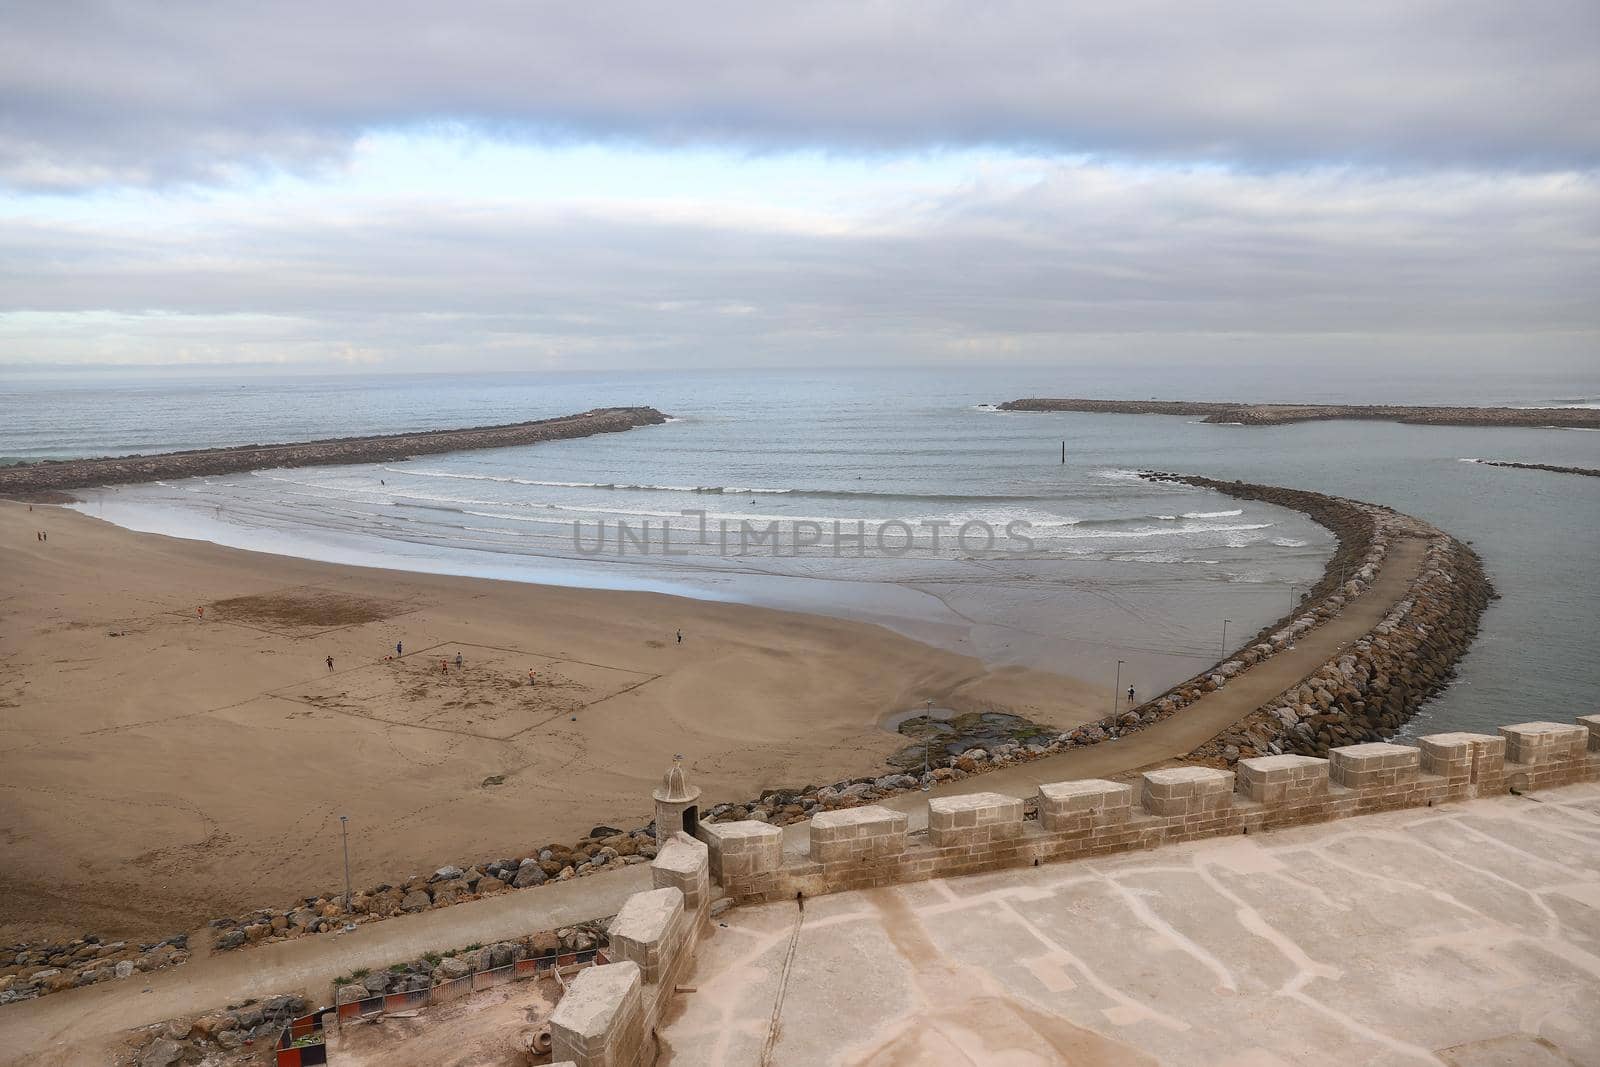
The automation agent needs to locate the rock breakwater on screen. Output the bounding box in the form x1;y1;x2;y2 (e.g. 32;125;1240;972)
1139;474;1494;762
998;397;1600;429
1473;459;1600;478
0;406;669;499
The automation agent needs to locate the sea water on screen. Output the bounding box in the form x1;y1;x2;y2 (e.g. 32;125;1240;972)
5;364;1597;733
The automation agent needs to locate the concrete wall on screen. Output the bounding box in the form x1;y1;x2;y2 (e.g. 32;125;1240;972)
549;832;710;1067
714;717;1600;904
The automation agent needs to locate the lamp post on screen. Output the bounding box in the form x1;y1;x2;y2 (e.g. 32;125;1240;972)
1221;619;1231;659
339;815;352;914
1287;585;1298;650
922;699;933;788
1113;659;1125;714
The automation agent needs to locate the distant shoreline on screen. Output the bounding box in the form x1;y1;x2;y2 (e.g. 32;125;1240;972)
0;406;669;499
997;398;1600;428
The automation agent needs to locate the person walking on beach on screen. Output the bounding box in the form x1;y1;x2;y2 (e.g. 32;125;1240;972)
197;606;204;620
676;629;682;644
528;668;536;686
326;655;334;671
395;640;403;657
454;651;463;670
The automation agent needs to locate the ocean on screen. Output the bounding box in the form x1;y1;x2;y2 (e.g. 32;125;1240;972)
5;364;1597;734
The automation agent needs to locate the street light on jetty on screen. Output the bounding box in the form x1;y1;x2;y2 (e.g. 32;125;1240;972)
1113;660;1125;714
339;815;352;914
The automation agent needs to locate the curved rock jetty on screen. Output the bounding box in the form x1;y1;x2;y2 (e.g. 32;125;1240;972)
997;397;1600;428
0;406;669;499
1140;474;1494;762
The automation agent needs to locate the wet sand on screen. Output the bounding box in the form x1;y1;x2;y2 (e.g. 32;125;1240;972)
0;502;1098;945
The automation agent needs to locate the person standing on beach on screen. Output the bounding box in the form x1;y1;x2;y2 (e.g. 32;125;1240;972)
527;668;536;686
676;629;682;644
197;606;204;620
395;640;403;656
1127;684;1136;706
326;655;334;671
454;651;463;670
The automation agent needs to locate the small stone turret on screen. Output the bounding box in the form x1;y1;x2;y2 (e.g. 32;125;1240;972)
652;757;702;838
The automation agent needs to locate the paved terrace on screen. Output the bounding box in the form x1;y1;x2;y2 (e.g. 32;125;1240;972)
664;782;1600;1066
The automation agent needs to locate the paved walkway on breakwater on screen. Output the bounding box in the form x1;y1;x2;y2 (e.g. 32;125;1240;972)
0;538;1428;1061
782;535;1430;850
0;865;652;1066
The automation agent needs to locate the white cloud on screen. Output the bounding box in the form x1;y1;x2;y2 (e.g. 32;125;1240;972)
0;1;1595;190
2;160;1593;370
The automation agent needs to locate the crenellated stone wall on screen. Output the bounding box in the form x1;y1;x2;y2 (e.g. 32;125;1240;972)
549;830;710;1067
710;716;1599;904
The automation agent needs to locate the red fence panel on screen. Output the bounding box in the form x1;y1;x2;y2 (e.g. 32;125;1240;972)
472;963;516;992
430;974;473;1006
383;988;430;1012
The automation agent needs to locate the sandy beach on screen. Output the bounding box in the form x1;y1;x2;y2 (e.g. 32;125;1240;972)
0;501;1097;945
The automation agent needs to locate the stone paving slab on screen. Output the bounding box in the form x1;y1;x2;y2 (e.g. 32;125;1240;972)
662;782;1600;1066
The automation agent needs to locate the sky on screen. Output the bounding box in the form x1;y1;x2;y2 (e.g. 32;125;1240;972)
1;2;1596;374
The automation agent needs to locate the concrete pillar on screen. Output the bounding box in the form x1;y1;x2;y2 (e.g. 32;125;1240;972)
1328;742;1419;790
1140;767;1235;816
1499;722;1589;765
549;961;646;1067
608;887;685;985
700;821;782;885
809;805;908;864
1037;779;1132;831
927;792;1023;848
1235;754;1329;805
651;831;710;913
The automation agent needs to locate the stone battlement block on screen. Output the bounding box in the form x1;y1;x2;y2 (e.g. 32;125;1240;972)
1235;754;1329;805
652;832;710;911
810;805;908;864
1579;715;1600;752
1500;722;1589;765
608;887;685;985
550;961;645;1066
1140;767;1235;816
1417;732;1504;782
927;791;1023;847
1037;779;1133;831
1328;742;1419;790
701;820;782;884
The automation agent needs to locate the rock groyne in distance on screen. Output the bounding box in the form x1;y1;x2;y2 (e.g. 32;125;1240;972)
1473;459;1600;479
997;398;1600;428
0;406;669;499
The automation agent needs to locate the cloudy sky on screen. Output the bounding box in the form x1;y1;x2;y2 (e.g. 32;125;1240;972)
1;2;1596;373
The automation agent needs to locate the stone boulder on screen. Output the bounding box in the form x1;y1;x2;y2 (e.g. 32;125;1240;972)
139;1038;185;1067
